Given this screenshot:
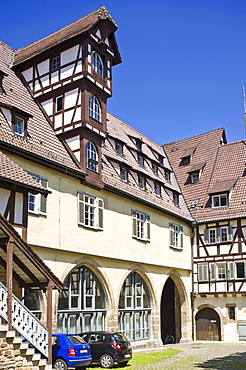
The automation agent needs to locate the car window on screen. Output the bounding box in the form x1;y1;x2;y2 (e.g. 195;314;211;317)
52;336;59;346
111;333;128;343
67;335;84;344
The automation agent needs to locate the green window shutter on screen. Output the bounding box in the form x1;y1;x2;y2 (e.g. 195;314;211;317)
179;226;183;249
210;263;216;281
132;210;137;238
98;198;104;230
146;214;150;241
78;193;85;225
40;179;48;214
204;229;208;244
228;225;233;241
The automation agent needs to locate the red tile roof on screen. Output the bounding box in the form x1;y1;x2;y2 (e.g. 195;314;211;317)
0;151;49;194
164;130;246;223
13;7;121;66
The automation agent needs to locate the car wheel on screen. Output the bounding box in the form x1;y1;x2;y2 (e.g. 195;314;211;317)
100;353;114;368
53;358;68;370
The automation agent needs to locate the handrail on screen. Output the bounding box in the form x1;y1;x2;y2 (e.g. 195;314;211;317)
0;281;48;357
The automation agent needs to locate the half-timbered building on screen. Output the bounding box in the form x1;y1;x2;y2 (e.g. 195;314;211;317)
164;129;246;342
0;7;194;362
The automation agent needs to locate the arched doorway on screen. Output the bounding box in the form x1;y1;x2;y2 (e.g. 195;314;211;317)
161;277;181;344
196;307;221;341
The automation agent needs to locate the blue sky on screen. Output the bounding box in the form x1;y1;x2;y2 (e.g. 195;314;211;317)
1;0;246;145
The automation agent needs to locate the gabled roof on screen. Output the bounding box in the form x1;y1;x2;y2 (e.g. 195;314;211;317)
103;113;193;222
164;129;246;223
13;7;121;66
0;151;49;194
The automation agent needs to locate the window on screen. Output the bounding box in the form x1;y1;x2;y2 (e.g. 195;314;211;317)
121;167;128;182
217;262;226;280
136;140;142;151
235;262;245;278
152;163;158;175
13;116;25;136
139;177;145;190
116;142;123;156
28;175;48;215
85;141;98;171
169;222;183;250
52;56;60;70
118;272;151;341
155;183;161;197
78;192;103;230
89;95;101;122
56;96;63;112
132;210;150;241
138;155;144;167
191;171;199;184
165;169;171;182
57;266;106;333
204;226;233;244
228;306;236;321
212;194;228;208
182;156;191;166
22;289;42;320
92;51;104;77
173;192;179;206
197;263;209;281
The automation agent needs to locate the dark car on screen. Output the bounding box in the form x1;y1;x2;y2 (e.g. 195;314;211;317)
52;333;92;370
78;331;132;368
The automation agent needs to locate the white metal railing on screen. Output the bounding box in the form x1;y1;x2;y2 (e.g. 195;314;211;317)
0;282;48;357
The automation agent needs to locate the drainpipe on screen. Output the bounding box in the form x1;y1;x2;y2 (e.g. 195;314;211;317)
191;221;197;341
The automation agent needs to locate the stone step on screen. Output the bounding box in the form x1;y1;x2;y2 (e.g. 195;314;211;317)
6;330;16;338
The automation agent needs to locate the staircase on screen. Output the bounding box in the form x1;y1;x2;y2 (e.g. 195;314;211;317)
0;282;52;370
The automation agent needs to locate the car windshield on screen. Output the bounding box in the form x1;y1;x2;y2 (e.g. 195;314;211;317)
111;333;128;343
66;335;85;344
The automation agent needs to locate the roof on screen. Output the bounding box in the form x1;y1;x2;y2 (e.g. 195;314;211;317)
207;179;237;194
187;162;206;173
103;113;193;222
180;147;197;158
164;129;246;223
0;41;83;175
0;151;49;194
14;7;121;66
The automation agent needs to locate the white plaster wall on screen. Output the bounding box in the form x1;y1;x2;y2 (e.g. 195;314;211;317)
64;89;78;110
14;192;23;224
66;136;80;151
37;60;49;76
61;46;79;66
22;67;33;82
41;99;53;116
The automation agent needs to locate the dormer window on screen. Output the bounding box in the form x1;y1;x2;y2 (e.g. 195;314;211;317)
89;96;102;122
208;179;237;209
152;163;158;175
180;146;196;166
121;167;128;182
138;155;144;167
165;169;171;182
139;176;145;190
0;70;7;95
191;171;199;184
86;141;98;171
212;194;227;208
173;192;179;206
136;139;142;151
182;156;191;166
13;116;25;136
92;51;104;77
52;56;60;71
155;183;161;197
116;142;123;156
188;162;206;184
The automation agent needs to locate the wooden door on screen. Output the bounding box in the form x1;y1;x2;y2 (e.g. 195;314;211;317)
196;308;221;341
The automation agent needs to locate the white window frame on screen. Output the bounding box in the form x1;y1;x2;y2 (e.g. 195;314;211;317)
169;222;183;250
86;141;98;171
212;193;228;208
52;56;60;71
14;116;25;136
190;171;200;184
204;226;233;244
92;51;104;77
116;142;123;156
28;174;48;215
89;95;101;122
132;210;150;241
78;192;103;230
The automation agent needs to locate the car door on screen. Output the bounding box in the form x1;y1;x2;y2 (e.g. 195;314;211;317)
87;334;105;361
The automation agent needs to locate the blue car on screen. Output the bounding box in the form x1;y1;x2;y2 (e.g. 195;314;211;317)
52;334;92;370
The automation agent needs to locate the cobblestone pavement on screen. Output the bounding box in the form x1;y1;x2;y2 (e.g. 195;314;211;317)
135;342;246;369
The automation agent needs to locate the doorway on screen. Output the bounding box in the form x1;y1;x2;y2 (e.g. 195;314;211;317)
196;307;221;341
